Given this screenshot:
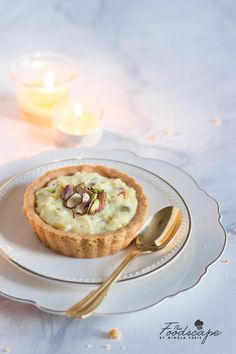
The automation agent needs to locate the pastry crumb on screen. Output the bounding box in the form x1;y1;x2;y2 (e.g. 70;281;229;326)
211;117;222;126
222;259;229;264
85;344;93;349
120;345;126;350
147;134;160;141
102;344;111;350
2;348;11;353
163;128;176;137
108;328;122;340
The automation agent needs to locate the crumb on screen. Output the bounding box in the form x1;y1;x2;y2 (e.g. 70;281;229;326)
163;128;176;137
147;134;160;141
85;344;93;349
102;344;111;350
208;134;213;140
222;259;229;264
120;345;126;350
204;244;207;248
211;117;222;126
108;328;122;340
2;348;11;353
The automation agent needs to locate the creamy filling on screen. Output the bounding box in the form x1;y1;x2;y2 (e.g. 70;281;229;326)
35;171;138;235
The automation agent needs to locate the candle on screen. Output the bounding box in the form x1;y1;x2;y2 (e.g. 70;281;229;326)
53;98;103;147
10;52;77;126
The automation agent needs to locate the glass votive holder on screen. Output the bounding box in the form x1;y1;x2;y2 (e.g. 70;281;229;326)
10;52;77;126
52;97;103;147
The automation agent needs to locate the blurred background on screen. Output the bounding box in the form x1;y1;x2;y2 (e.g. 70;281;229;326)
0;0;235;227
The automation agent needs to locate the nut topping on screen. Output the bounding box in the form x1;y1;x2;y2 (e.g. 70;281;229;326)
91;187;104;194
61;182;106;216
76;183;93;197
88;199;100;215
62;184;74;200
65;193;82;208
82;192;90;203
74;203;87;215
87;193;98;214
98;191;106;211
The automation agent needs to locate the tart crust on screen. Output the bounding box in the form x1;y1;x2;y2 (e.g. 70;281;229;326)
23;165;148;258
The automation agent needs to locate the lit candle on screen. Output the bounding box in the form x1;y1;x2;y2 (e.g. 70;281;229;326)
10;52;77;126
53;98;103;147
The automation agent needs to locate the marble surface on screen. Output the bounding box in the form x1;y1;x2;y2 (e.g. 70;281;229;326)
0;0;235;353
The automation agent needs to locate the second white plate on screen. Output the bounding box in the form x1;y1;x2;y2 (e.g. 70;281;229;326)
0;158;190;284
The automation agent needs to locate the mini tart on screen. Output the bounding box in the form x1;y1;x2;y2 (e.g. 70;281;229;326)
23;165;148;258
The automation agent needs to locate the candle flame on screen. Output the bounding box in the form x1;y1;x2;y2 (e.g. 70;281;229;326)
43;70;55;89
74;103;84;118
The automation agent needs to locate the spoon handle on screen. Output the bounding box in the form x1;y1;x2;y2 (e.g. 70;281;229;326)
66;249;141;318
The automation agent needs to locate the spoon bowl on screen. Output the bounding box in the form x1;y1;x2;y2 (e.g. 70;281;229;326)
136;206;182;252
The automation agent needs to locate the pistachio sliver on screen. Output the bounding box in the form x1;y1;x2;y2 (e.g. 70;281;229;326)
120;205;131;212
65;193;82;208
76;183;93;197
82;192;90;203
87;193;98;214
98;191;106;211
91;186;104;194
62;184;74;200
88;199;100;215
74;203;87;215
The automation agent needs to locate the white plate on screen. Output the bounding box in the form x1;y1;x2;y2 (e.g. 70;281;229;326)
0;149;226;315
0;158;190;284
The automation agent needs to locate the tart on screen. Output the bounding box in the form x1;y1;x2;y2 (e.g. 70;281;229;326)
23;165;148;258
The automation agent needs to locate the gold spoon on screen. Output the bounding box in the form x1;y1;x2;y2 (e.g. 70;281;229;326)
66;206;182;319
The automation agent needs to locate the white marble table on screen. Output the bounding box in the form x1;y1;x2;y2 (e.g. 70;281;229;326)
0;0;235;353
